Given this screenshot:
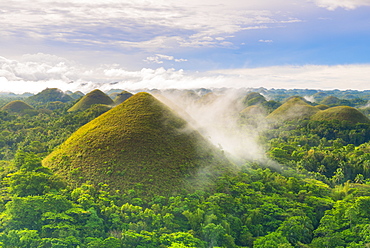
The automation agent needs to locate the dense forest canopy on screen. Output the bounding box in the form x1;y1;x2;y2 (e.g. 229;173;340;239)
1;87;370;247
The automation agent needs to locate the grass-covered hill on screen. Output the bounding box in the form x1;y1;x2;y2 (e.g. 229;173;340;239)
311;106;370;124
312;91;328;102
315;104;330;110
67;91;85;100
240;104;267;117
113;90;133;105
43;92;233;196
241;92;267;107
196;92;218;105
1;100;34;113
68;89;113;112
27;88;73;104
266;97;320;122
320;95;351;107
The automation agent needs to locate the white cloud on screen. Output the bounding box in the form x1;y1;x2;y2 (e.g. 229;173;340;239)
144;54;188;64
213;64;370;90
311;0;370;10
1;54;370;94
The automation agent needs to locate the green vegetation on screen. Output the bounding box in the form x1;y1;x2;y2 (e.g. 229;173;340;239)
68;89;113;112
1;88;370;247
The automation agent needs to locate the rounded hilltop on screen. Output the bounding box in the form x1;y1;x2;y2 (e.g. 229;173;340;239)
266;97;319;122
68;89;113;112
27;88;73;104
1;100;34;113
113;90;133;106
311;106;370;124
43;92;233;196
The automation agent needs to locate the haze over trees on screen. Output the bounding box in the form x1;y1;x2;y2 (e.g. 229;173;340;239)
0;87;370;247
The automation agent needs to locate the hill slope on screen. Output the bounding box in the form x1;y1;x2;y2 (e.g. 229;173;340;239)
311;106;370;124
68;89;113;112
27;88;73;104
266;97;320;122
113;91;133;105
241;92;266;107
1;100;34;113
44;92;232;196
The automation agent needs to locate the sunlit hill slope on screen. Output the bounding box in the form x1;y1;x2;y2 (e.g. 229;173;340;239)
43;92;233;196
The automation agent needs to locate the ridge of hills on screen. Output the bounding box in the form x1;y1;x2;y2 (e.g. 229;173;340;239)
43;92;233;196
68;89;114;112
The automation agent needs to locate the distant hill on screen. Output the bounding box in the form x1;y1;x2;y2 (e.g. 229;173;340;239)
68;89;113;112
311;106;370;124
196;92;218;105
241;92;266;107
239;105;268;126
43;92;233;196
68;91;85;100
27;88;73;104
312;92;328;102
113;91;133;105
315;104;330;110
266;97;320;122
240;105;267;118
320;96;351;107
1;100;34;113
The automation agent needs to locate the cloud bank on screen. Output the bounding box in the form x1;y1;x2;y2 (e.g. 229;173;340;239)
0;54;369;94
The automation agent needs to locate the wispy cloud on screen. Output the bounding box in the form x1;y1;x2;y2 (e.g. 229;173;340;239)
259;39;273;43
144;54;187;64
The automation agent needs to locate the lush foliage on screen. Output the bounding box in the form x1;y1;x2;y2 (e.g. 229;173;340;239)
1;88;370;247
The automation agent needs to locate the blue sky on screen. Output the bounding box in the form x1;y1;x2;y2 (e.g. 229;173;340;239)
0;0;370;93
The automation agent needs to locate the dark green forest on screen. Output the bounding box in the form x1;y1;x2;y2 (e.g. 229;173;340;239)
1;88;370;247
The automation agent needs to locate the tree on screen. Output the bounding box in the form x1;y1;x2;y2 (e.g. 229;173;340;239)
253;232;293;248
277;215;314;244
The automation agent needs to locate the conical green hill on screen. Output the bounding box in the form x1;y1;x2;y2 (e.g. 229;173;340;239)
1;100;34;113
68;89;113;112
312;92;328;102
311;106;370;124
240;105;267;118
43;92;232;196
113;91;133;105
241;92;266;107
27;88;73;104
315;104;330;110
68;91;85;100
320;96;341;106
266;97;320;122
196;92;218;105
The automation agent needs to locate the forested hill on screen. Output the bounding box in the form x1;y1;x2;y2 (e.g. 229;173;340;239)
0;88;370;247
